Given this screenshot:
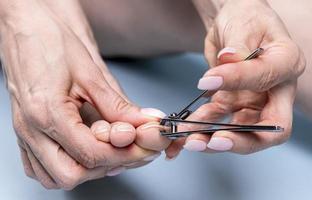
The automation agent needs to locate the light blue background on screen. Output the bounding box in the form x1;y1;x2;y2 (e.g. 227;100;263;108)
1;54;312;200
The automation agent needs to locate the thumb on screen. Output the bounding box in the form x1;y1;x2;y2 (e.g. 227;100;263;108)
217;46;251;65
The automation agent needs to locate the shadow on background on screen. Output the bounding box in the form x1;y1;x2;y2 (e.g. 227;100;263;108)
66;177;143;200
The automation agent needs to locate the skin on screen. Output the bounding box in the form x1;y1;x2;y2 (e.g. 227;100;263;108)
166;0;305;157
266;0;312;119
0;0;166;189
0;0;310;190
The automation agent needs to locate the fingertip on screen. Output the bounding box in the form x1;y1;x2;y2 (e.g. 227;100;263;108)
165;139;185;160
110;122;136;148
91;120;111;142
136;122;171;151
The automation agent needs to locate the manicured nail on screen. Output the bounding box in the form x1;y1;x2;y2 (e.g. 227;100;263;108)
207;137;233;151
217;47;236;59
197;76;223;91
143;153;161;162
141;108;166;119
115;124;135;132
165;155;177;161
183;140;207;152
107;167;126;176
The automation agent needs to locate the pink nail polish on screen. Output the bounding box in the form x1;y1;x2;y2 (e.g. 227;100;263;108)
143;153;161;162
141;108;166;119
107;167;126;176
183;140;207;152
207;137;233;151
197;76;223;91
217;47;236;59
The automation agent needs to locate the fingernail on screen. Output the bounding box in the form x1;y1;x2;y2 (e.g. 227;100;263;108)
107;167;126;176
165;155;177;161
123;162;140;167
140;123;163;130
115;124;135;132
183;140;207;152
143;152;161;162
217;47;236;59
141;108;166;119
207;137;233;151
94;126;109;134
197;76;223;91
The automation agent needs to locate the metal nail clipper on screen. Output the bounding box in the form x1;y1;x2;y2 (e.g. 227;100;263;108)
160;48;284;140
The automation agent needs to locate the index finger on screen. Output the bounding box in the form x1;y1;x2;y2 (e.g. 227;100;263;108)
199;42;305;92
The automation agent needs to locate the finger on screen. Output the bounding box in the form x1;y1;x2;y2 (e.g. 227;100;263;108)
231;108;261;125
25;128;123;190
166;101;230;157
198;43;305;92
18;143;37;180
91;120;111;143
204;26;219;68
48;101;157;168
78;68;166;126
182;102;231;153
110;122;136;148
136;122;171;151
207;81;296;154
24;144;59;189
210;90;266;113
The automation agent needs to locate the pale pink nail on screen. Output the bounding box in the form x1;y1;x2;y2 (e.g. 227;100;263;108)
107;167;126;176
183;140;207;152
143;152;161;162
217;47;236;59
141;108;166;119
207;137;233;151
197;76;223;91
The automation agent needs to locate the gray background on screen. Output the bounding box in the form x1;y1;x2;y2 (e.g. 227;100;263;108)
1;54;312;200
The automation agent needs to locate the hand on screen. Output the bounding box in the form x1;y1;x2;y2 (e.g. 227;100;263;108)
1;2;164;189
90;120;172;165
166;0;306;158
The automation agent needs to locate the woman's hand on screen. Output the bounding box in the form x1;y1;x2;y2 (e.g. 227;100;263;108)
166;0;306;158
0;1;164;189
90;120;172;167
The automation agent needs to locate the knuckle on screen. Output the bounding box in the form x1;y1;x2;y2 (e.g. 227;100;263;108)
295;50;306;77
77;147;98;168
114;96;131;113
13;117;25;136
22;92;51;129
287;42;306;78
24;169;35;179
238;138;258;155
258;66;277;91
39;178;57;190
231;70;243;90
57;171;81;190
